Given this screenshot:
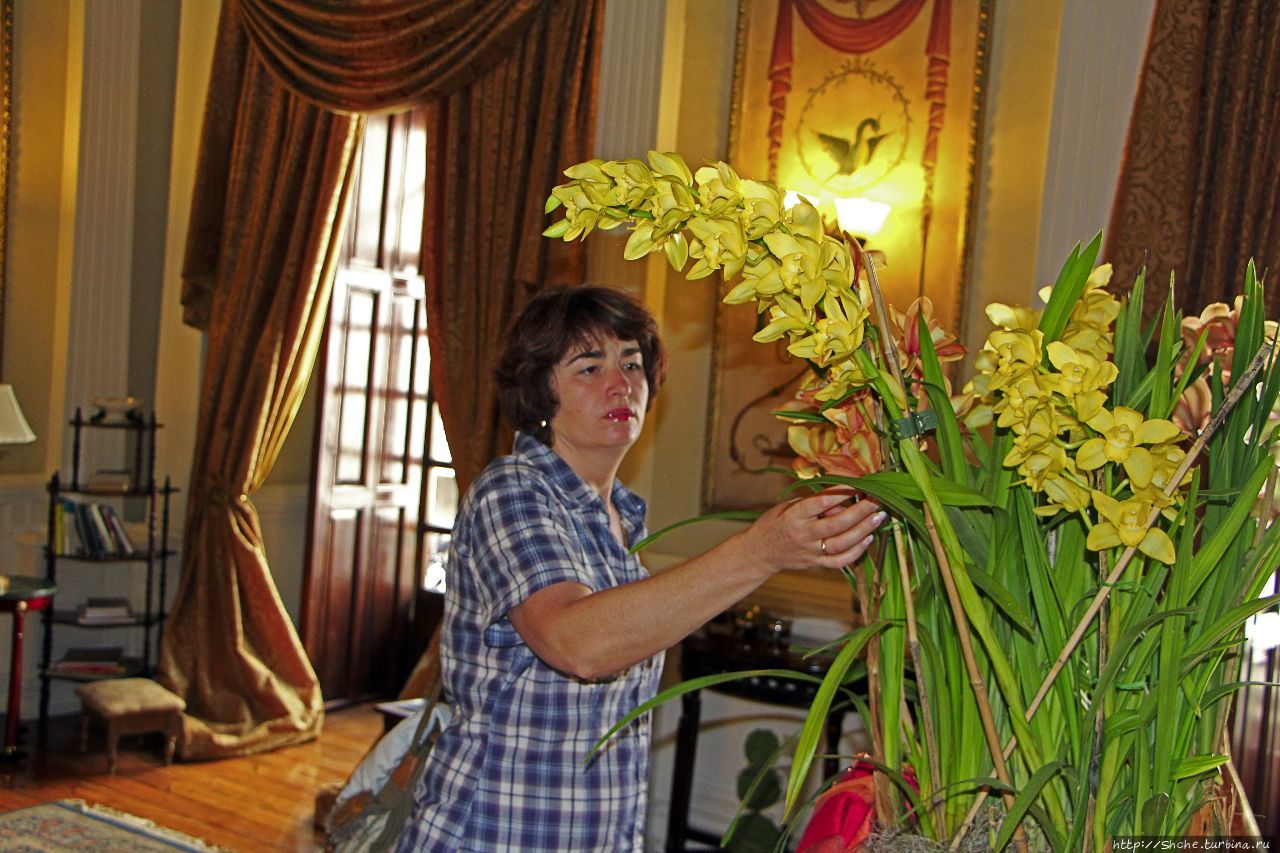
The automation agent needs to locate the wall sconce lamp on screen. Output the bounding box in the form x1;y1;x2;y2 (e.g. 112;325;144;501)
0;384;36;447
833;196;891;240
783;191;891;246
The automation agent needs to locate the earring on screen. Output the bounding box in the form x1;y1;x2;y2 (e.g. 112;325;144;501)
539;419;548;429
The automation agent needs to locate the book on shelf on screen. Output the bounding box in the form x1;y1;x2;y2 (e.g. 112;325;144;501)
84;469;134;493
47;646;127;677
99;504;136;556
76;596;135;624
53;498;139;558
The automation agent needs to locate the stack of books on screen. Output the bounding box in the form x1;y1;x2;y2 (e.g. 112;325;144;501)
75;597;136;626
46;646;128;678
53;498;137;558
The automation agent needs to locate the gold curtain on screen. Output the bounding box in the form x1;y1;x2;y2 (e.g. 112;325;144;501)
1106;0;1280;314
167;0;598;758
424;1;600;491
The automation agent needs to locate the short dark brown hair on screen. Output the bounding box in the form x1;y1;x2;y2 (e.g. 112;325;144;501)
494;285;667;445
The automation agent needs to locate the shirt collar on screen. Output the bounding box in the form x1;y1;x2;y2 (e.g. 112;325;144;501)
513;432;646;525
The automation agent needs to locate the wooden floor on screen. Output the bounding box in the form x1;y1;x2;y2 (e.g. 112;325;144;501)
0;702;384;852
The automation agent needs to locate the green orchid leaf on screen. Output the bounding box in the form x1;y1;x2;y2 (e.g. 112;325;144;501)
1038;232;1102;345
1149;279;1181;419
917;312;967;482
1182;592;1280;663
810;471;993;507
1171;754;1228;781
784;622;888;817
541;218;571;238
967;563;1033;635
629;510;761;554
589;669;823;759
1187;458;1271;593
992;761;1067;852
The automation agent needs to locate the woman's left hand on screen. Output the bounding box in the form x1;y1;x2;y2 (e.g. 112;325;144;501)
737;487;887;576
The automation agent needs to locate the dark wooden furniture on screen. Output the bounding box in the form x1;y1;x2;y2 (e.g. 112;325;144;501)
0;575;56;758
39;408;175;737
666;627;863;852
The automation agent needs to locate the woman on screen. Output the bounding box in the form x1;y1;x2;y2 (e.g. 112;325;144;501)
399;286;886;851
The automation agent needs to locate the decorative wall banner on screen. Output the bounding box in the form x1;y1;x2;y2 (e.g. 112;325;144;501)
705;0;991;511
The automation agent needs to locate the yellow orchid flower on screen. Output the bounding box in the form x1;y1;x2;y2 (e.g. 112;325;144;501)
786;197;826;242
1036;469;1093;516
811;359;881;404
1130;442;1191;515
645;174;697;236
1014;435;1070;491
983;329;1044;392
993;372;1057;431
753;293;812;344
1002;407;1059;466
544;182;603;241
1077;407;1184;488
1045;341;1118;422
562;158;611;184
600;158;656;208
783;290;869;367
760;231;826;309
694;162;742;217
739;179;787;239
646;150;694;185
686;215;748;280
1058;322;1114;362
723;255;784;305
985;302;1041;331
1038;263;1116;307
1087;491;1176;564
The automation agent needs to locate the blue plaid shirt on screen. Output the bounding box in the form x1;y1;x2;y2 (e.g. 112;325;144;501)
398;433;663;852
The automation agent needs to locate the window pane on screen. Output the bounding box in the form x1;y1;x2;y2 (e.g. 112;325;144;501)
428;403;452;464
426;466;458;530
336;289;376;483
423;531;450;593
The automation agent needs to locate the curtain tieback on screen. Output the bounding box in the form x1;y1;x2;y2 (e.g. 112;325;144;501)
206;481;249;505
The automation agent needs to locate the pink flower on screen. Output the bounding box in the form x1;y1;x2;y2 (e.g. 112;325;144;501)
785;390;884;479
1172;377;1213;434
888;297;966;378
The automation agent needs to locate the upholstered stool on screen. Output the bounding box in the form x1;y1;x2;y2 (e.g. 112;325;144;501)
75;678;185;774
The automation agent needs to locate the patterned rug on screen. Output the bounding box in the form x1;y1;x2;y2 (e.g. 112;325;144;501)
0;799;226;851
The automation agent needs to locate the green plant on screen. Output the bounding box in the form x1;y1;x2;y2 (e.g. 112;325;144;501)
549;151;1277;849
725;729;786;853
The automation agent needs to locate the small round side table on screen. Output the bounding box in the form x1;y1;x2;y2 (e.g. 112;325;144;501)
0;575;56;759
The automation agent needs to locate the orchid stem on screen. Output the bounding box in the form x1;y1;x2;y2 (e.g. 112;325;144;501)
856;242;1027;851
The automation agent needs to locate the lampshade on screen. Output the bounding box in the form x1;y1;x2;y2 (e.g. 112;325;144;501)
0;384;36;444
833;196;891;237
782;189;821;210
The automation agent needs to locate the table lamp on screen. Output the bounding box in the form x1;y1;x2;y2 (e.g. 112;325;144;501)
0;383;35;445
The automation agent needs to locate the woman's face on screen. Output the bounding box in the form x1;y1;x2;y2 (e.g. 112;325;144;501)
547;335;648;461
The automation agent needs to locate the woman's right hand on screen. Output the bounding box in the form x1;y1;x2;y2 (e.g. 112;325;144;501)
739;487;887;577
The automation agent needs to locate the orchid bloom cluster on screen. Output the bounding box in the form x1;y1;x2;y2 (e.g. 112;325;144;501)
784;297;968;480
544;151;875;404
967;264;1190;563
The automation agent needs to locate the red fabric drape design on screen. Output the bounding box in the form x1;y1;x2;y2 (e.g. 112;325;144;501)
765;0;949;190
170;0;599;758
765;0;951;284
793;0;929;52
